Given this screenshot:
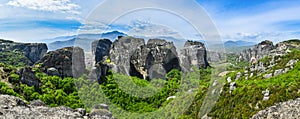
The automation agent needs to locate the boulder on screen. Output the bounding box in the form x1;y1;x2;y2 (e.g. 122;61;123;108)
227;77;232;83
263;73;272;79
17;67;40;87
179;40;209;72
46;67;60;77
235;72;241;80
229;82;236;94
273;69;283;76
262;89;270;101
37;47;86;78
286;59;298;67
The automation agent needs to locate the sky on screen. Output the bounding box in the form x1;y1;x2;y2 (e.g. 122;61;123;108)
0;0;300;43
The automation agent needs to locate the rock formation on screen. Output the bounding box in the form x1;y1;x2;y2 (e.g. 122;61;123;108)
130;39;181;79
37;47;86;78
109;36;145;76
179;41;209;72
239;39;300;63
239;40;275;62
0;39;48;65
251;98;300;119
16;67;40;87
91;36;210;81
92;39;112;64
0;95;114;119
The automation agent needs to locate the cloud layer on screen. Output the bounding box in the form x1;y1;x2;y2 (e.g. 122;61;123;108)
7;0;81;14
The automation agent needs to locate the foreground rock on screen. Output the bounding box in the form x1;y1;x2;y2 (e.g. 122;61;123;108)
0;39;48;65
37;47;86;78
0;95;114;119
251;98;300;119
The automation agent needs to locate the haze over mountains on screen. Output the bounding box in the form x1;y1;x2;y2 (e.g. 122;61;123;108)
45;30;257;53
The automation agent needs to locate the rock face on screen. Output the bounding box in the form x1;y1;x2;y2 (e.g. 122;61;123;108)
0;39;48;65
37;47;86;78
130;39;181;79
179;41;209;72
92;37;209;81
16;67;40;87
251;98;300;119
0;95;114;119
109;36;145;76
239;39;300;63
92;39;112;64
207;51;225;63
239;40;275;62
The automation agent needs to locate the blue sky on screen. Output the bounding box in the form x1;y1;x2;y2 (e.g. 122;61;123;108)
0;0;300;43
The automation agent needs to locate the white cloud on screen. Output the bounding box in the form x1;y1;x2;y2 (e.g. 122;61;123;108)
6;0;81;14
78;21;111;34
127;20;182;39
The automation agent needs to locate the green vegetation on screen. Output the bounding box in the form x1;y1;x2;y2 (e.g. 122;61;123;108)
0;64;83;108
1;49;300;118
0;51;29;67
207;50;300;118
226;53;250;70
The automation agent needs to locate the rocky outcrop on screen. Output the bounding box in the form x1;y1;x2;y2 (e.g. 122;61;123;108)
92;39;112;64
16;67;40;87
251;98;300;119
37;47;86;78
0;95;114;119
0;39;48;65
92;37;209;81
239;40;275;62
109;36;145;76
130;39;180;79
239;39;300;63
179;41;209;71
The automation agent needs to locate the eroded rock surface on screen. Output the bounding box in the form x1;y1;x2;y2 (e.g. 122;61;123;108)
251;98;300;119
37;47;86;78
130;39;180;79
0;95;114;119
179;40;209;72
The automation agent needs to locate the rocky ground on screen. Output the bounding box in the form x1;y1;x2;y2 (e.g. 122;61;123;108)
0;95;114;119
251;98;300;119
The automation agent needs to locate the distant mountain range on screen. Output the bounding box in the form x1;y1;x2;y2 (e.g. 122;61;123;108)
209;40;257;53
46;30;256;52
47;31;127;51
224;40;256;47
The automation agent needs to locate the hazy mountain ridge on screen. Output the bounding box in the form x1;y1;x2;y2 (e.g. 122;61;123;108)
47;31;127;51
